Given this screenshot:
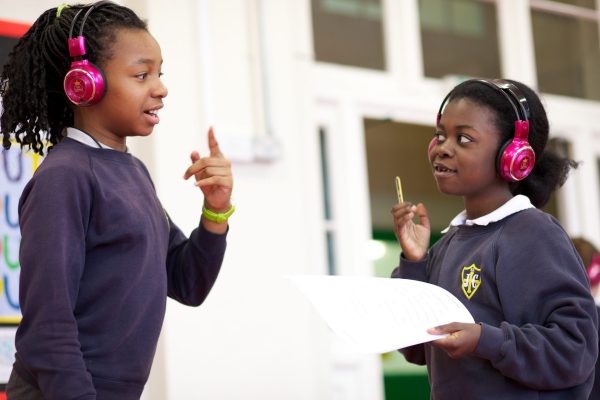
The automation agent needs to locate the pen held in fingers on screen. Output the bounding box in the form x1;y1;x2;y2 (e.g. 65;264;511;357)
395;176;404;203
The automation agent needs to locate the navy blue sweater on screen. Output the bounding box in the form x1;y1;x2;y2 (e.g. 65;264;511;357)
392;208;598;399
15;138;227;399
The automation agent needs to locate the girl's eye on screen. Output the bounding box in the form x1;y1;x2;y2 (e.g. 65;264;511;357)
136;73;148;80
159;72;164;78
434;132;446;142
458;135;473;144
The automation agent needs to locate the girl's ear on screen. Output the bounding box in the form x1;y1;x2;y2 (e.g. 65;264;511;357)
427;137;437;159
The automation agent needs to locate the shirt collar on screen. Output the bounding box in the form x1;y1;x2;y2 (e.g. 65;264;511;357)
441;195;534;233
65;127;129;153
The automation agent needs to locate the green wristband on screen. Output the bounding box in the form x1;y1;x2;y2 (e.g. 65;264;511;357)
202;205;235;223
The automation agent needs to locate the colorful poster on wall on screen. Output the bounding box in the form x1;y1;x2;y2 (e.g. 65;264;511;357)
0;18;32;389
0;142;40;323
0;144;27;323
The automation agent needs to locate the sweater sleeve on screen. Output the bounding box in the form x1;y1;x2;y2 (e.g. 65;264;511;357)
473;213;598;390
390;254;430;365
133;160;227;307
164;215;227;306
17;166;96;399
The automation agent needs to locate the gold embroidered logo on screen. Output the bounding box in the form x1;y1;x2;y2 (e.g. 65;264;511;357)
461;264;481;300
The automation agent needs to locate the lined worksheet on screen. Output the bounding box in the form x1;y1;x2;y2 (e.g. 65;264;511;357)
288;275;474;354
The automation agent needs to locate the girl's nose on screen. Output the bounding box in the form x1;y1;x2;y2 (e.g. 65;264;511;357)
153;79;168;98
436;139;453;158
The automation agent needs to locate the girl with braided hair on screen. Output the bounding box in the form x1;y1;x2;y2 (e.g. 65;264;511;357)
1;2;233;399
390;79;597;398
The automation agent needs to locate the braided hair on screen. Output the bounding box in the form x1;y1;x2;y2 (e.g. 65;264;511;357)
0;1;146;155
444;79;578;208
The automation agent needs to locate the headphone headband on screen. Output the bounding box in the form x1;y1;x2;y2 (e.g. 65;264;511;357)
68;9;83;39
69;1;111;40
437;79;529;125
488;79;530;121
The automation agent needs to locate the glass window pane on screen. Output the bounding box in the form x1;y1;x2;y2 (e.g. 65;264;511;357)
532;11;600;100
311;0;386;70
318;126;338;275
319;128;333;221
419;0;501;79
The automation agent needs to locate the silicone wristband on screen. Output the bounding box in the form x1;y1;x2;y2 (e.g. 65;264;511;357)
202;205;235;223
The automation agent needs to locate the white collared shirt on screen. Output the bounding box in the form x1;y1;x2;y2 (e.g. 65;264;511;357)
65;127;129;152
441;195;534;233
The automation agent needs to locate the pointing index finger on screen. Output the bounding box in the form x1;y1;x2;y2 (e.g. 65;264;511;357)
208;127;223;158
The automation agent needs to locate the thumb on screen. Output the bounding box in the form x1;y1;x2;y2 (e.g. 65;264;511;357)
427;324;451;335
190;150;200;164
428;322;463;335
416;203;430;230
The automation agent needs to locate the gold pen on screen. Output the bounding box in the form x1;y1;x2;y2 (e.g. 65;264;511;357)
395;176;404;203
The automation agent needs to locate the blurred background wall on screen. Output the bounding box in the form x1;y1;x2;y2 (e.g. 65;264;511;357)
0;0;599;399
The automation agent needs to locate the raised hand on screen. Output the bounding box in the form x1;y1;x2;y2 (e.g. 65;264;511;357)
390;202;430;261
183;127;233;212
427;322;482;359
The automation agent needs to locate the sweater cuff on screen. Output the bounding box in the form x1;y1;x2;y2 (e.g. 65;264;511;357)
194;222;228;253
197;219;229;236
473;322;504;361
393;253;428;281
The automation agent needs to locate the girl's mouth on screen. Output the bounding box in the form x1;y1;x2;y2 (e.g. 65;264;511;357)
144;108;161;124
434;165;455;173
433;163;457;177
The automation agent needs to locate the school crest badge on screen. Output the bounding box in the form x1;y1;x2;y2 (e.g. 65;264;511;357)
461;264;481;300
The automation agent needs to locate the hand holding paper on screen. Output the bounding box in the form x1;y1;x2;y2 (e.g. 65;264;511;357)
427;321;482;358
288;275;474;354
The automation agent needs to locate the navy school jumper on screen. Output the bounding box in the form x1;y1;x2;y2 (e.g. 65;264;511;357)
14;138;227;399
393;208;598;399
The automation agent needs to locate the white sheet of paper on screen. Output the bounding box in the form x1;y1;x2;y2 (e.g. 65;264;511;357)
288;275;474;354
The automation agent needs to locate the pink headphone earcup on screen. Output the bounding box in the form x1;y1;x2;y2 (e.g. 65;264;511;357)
64;61;106;106
497;140;535;182
589;255;600;287
588;263;600;286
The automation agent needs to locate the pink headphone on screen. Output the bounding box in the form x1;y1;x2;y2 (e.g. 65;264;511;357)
587;253;600;287
63;4;107;106
435;79;535;182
